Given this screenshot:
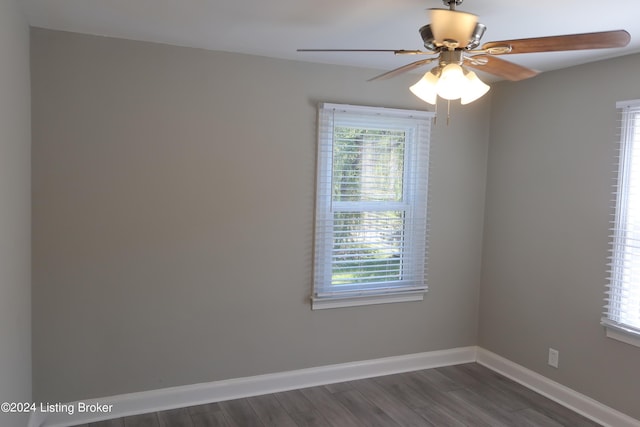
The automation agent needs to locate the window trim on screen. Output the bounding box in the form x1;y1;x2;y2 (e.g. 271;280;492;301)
312;290;425;310
602;99;640;347
312;103;434;310
602;320;640;348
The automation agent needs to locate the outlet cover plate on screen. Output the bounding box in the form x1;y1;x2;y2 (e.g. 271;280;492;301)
548;348;559;368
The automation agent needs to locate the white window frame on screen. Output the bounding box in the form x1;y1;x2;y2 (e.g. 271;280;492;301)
312;103;434;310
602;99;640;348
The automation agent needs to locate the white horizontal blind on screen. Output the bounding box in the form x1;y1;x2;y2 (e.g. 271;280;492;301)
603;100;640;336
313;103;433;300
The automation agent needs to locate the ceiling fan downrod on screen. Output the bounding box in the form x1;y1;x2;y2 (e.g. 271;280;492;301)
443;0;464;11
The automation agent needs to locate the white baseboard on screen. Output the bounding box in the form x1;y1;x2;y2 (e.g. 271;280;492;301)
476;347;640;427
31;346;640;427
31;346;477;427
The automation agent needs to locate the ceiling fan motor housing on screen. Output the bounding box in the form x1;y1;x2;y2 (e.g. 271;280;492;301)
422;21;486;51
429;9;478;48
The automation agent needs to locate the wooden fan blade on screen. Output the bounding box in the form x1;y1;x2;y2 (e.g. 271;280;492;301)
368;58;436;82
482;30;630;54
465;55;539;81
297;49;429;55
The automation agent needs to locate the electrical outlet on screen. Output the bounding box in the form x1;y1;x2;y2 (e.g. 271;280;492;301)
548;348;559;368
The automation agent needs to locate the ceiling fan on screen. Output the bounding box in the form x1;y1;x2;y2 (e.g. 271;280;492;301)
298;0;630;105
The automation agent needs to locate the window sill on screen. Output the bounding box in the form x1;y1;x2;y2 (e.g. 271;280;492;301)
311;290;424;310
602;320;640;348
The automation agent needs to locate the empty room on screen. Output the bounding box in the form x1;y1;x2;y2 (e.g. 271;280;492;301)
1;0;640;426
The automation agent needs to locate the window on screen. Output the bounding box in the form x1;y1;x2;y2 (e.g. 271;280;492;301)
603;99;640;347
312;103;434;310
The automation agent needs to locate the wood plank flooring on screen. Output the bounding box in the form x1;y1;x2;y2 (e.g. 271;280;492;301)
72;363;601;427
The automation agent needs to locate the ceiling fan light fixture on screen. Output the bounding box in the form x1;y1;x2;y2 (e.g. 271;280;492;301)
435;63;467;100
410;69;439;104
429;8;478;46
461;70;490;104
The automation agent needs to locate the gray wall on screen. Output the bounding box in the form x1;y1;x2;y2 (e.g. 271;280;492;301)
0;0;31;426
480;53;640;419
31;28;490;403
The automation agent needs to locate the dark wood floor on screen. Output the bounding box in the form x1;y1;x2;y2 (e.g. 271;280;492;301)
73;363;601;427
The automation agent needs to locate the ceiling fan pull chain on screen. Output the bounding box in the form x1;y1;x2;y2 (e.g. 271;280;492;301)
434;101;438;125
447;99;451;126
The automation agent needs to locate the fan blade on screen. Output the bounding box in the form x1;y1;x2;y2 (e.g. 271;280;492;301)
368;58;436;82
465;55;539;81
482;30;630;54
297;49;431;55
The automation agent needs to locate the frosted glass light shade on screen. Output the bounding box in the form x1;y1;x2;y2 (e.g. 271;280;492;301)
461;71;490;104
435;64;467;100
429;9;478;46
410;71;439;105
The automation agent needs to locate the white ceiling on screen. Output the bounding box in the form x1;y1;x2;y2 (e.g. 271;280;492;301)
19;0;640;82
